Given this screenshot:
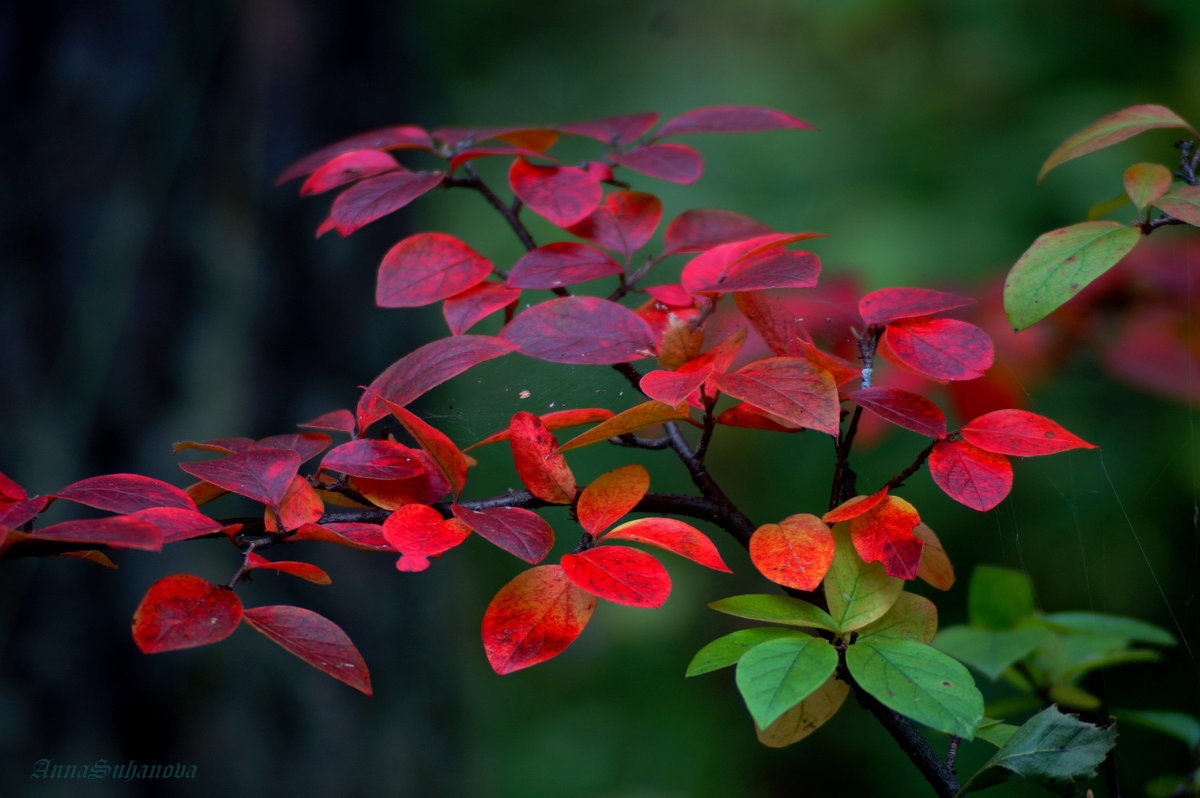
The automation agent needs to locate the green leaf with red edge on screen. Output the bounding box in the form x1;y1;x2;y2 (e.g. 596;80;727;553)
506;242;622;290
501;296;656;365
257;433;333;464
376;232;492;308
557;400;692;451
613;143;704;184
1004;221;1141;331
576;464;649;537
179;448;302;508
298;409;357;436
442;281;521;335
242;605;372;695
716;356;840;436
1037;104;1194;183
382;504;472;572
561;112;659;144
603;517;731;572
850;387;948;439
482;564;597;674
858;288;975;326
849;495;924;580
56;473;197;513
561;545;671;607
566;191;663;259
383;401;470;498
508;158;602;227
750;514;835;590
639;364;714;408
824;488;890;523
330;171;444;235
244;551;332;585
663;209;775;255
929;440;1012;511
508;411;576;504
1123;163;1174;211
655;106;816;138
451;503;555;564
277;125;432;185
320;439;424;481
1155;185;1200;226
132;574;243;653
300;150;400;195
715;403;803;432
447;146;557;173
883;317;995;381
681;234;823;294
357;335;517;430
467;408;615;451
961;409;1097;456
130;507;222;544
35;516;163;551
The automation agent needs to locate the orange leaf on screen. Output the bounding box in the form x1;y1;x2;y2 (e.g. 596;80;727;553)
604;517;731;572
749;514;835;591
384;401;471;497
823;488;890;523
466;408;615;451
848;496;923;580
482;564;597;674
558;401;692;451
576;464;650;536
508;412;576;504
913;523;955;591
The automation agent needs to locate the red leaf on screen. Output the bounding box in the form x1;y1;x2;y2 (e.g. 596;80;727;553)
576;464;649;537
612;143;703;184
0;471;28;503
749;514;834;590
467;408;615;451
382;504;471;571
56;473;197;513
603;517;730;572
681;234;823;294
256;433;333;464
850;387;948;439
300;150;400;195
0;495;51;529
433;126;558;150
561;545;671;607
350;453;452;507
883;317;995;381
383;402;470;498
298;409;357;436
715;357;840;436
506;242;622;289
858;288;975;326
129;507;222;544
321;439;424;481
928;440;1012;511
242;605;372;695
132;574;243;653
330;171;444;235
961;409;1097;456
277;125;432;185
715;402;804;432
561;112;659;144
448;146;557;173
663;209;775;255
508;412;576;504
375;232;492;308
442;281;521;335
245;551;333;585
566;190;663;259
264;475;325;532
451;503;555;564
482;564;596;674
179;449;302;508
654;106;816;138
639;364;714;408
357;335;517;429
35;516;163;551
291;522;393;552
509;158;602;227
733;291;812;356
823;488;890;523
849;495;924;580
644;284;696;306
501;296;656;365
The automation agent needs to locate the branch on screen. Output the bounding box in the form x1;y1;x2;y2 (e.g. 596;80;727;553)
663;422;756;546
851;680;962;798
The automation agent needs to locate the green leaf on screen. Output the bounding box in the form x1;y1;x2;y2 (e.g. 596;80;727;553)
1118;710;1200;749
708;594;838;632
846;637;983;739
686;627;809;677
856;592;938;643
1155;185;1200;227
1004;221;1141;331
823;522;903;633
1037;104;1194;183
735;636;840;729
958;705;1117;795
976;718;1020;747
1041;610;1176;646
755;675;849;748
934;625;1047;681
969;566;1036;630
1047;684;1101;711
1123;162;1173;211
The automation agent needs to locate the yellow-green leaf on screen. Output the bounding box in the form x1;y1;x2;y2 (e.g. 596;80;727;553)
1123;162;1173;210
823;522;903;633
1038;104;1194;183
1156;185;1200;227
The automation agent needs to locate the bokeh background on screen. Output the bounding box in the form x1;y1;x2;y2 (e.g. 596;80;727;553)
3;1;1199;796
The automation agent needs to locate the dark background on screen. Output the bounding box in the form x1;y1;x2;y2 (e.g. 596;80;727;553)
2;1;1199;796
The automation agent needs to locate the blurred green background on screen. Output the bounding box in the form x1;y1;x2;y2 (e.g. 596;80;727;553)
2;1;1199;796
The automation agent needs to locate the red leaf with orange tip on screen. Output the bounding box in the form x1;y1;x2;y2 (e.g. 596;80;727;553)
290;522;393;552
180;449;302;508
561;545;671;607
883;317;994;381
567;191;662;258
604;517;731;572
56;473;197;513
244;552;332;585
321;440;424;481
376;232;492;308
509;158;602;227
663;209;775;255
639;364;714;408
300;150;400;195
265;476;324;532
613;143;704;184
277;125;431;185
330;171;444;235
466;408;614;451
576;464;650;536
443;281;521;335
960;409;1096;456
242;605;372;695
716;357;840;436
382;504;471;571
749;514;834;590
850;387;948;439
298;409;356;437
506;242;622;289
130;507;222;543
501;296;656;365
482;564;597;674
654;106;816;138
928;440;1012;511
451;503;554;564
132;574;243;653
35;516;163;551
383;402;470;498
849;495;924;580
682;234;823;294
508;412;576;504
858;288;975;326
715;403;803;432
561;112;659;144
823;488;890;523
